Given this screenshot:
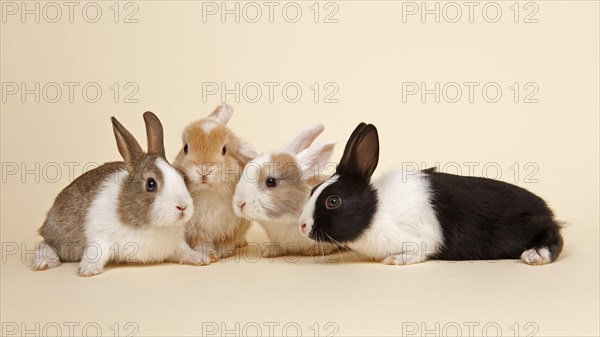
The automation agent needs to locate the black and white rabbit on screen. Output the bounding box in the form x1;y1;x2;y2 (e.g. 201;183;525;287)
299;123;564;265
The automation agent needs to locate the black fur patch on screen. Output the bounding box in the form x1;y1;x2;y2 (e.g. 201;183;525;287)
309;175;378;244
425;168;564;261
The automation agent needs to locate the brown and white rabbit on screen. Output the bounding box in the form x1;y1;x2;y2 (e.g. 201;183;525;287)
33;112;211;277
233;124;338;257
173;104;257;259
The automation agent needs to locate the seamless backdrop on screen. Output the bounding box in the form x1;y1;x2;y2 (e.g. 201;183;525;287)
1;1;599;336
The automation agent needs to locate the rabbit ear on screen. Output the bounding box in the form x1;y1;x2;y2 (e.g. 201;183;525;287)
297;141;336;179
232;139;258;166
281;124;325;154
337;123;368;174
207;103;234;124
337;123;379;179
111;117;144;164
143;111;166;159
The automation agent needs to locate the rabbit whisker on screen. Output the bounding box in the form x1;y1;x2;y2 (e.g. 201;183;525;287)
318;228;326;262
324;232;360;263
323;232;344;263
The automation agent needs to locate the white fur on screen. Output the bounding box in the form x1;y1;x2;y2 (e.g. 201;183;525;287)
201;120;219;133
78;167;203;276
234;154;275;222
300;171;443;263
234;139;336;257
296;142;336;180
521;247;552;265
32;242;60;270
234;155;324;256
202;103;234;132
151;158;194;226
299;176;338;235
210;103;234;124
281;124;325;154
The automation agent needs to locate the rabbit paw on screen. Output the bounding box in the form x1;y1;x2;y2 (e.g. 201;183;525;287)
521;248;551;265
178;251;211;266
77;261;104;277
382;253;425;265
32;243;60;271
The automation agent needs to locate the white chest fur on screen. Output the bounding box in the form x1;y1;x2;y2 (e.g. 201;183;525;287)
349;171;443;260
83;170;185;263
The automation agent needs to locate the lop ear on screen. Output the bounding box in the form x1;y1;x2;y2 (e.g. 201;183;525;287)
207;103;234;124
232;138;258;166
111;117;144;165
143;111;166;159
281;124;325;154
297;142;336;180
337;123;379;179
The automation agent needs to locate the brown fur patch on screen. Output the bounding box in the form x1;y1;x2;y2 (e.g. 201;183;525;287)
112;117;144;165
175;119;253;170
261;153;311;218
39;162;126;262
143;111;166;158
173;117;257;199
118;155;163;228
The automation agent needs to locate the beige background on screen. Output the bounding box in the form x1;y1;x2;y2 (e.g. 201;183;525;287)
1;1;598;336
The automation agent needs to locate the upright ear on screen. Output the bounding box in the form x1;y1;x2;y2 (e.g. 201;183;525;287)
337;124;379;179
143;111;166;159
111;117;144;164
281;124;325;154
207;103;234;124
296;142;336;180
337;123;368;174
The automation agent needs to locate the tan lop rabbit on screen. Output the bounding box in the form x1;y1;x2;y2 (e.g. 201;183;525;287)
174;104;257;259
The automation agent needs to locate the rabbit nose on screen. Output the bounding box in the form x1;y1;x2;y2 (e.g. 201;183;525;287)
201;165;213;175
300;223;307;231
238;202;246;210
176;205;187;212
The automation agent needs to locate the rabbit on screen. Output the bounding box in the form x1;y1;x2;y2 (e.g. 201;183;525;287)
173;103;257;259
299;123;564;266
32;112;212;277
233;124;339;258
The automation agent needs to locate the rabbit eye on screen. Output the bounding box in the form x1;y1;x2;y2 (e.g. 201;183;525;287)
146;178;158;192
325;195;341;209
266;178;277;188
184;144;188;154
222;146;227;156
